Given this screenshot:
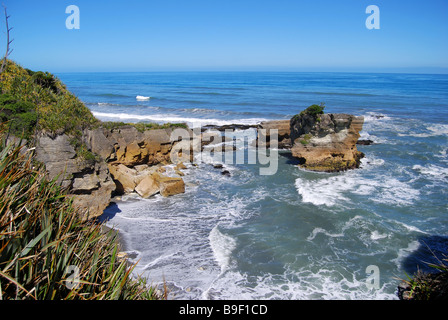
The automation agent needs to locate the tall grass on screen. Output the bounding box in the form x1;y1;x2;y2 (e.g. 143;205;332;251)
0;131;162;300
400;256;448;300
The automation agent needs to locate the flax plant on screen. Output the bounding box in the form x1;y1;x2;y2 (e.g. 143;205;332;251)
0;131;162;300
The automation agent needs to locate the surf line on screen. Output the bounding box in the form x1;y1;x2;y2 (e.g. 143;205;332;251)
169;124;278;176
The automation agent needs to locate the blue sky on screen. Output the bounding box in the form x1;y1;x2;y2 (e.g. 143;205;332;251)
1;0;448;72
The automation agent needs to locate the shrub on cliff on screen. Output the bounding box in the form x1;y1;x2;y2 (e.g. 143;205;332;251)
0;93;38;140
0;59;99;138
399;257;448;300
0;132;162;300
299;103;325;117
291;103;326;125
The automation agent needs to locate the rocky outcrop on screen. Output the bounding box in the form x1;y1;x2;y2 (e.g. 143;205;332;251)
35;125;192;219
108;162;186;198
83;126;186;166
290;113;364;172
257;120;291;149
35;133;116;220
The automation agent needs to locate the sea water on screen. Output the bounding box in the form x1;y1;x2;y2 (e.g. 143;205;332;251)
58;72;448;300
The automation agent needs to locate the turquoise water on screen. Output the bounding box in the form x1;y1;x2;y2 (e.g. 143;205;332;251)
58;72;448;299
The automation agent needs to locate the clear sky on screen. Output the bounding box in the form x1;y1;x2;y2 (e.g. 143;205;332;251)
1;0;448;73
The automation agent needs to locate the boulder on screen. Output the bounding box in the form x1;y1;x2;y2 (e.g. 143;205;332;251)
135;174;160;198
175;162;187;170
35;134;77;184
108;163;138;194
152;172;185;197
290;113;364;172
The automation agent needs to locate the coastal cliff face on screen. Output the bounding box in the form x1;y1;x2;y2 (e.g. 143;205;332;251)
290;113;364;172
33;114;364;219
35;126;191;220
257;120;291;149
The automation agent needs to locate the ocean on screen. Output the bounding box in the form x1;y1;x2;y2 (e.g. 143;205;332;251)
57;71;448;300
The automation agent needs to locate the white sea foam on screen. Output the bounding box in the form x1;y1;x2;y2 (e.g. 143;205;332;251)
428;123;448;136
295;172;419;207
295;177;352;207
413;164;448;178
307;228;344;241
142;252;179;270
92;111;267;126
209;226;237;273
136;95;150;100
363;112;392;122
397;123;448;138
205;266;397;300
360;156;385;168
370;230;388;241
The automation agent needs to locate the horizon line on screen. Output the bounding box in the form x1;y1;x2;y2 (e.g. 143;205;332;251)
52;67;448;75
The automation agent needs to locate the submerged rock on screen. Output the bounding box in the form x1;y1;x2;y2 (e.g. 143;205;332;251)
290;113;364;172
221;170;231;177
357;139;374;145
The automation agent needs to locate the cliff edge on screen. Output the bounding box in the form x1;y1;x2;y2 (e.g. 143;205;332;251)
290;105;364;172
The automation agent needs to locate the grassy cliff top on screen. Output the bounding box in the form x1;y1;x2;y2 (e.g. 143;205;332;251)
0;60;188;144
0;60;99;139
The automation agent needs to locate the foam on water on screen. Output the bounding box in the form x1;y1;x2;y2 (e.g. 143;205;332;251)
209;226;237;273
307;228;344;241
295;165;420;207
92;111;268;126
205;265;397;300
413;164;448;179
78;72;448;300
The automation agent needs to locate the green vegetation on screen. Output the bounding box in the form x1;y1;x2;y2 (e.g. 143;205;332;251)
100;121;188;133
401;257;448;300
0;132;163;300
0;60;99;138
299;133;312;145
299;103;325;117
133;121;188;133
292;103;326;123
0;93;37;140
0;59;189;160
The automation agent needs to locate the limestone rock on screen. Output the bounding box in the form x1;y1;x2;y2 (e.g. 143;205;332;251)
175;162;187;170
83;128;114;160
35;134;77;183
290;113;364;172
257;120;291;149
72;174;101;193
108;163;138;194
152;172;185;197
135;174;160;198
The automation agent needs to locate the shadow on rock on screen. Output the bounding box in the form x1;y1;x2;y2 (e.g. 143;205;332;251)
96;201;122;224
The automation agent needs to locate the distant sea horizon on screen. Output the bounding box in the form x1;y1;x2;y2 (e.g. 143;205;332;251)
58;71;448;299
51;65;448;75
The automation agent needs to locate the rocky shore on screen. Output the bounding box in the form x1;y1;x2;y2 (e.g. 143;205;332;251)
32;110;366;220
34;125;194;219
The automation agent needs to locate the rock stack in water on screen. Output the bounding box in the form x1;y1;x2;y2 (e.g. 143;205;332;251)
289;107;364;172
